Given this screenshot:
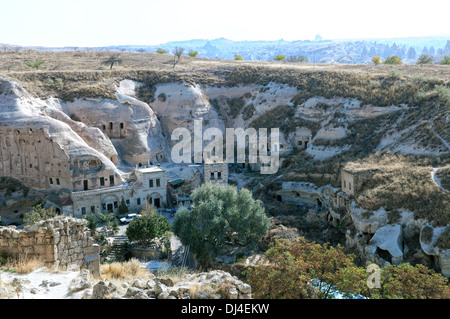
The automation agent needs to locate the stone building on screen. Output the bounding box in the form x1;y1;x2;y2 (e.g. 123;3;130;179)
63;166;167;218
341;166;377;196
203;160;228;187
291;127;312;150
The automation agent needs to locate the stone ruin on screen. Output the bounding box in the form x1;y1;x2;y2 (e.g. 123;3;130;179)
0;216;100;276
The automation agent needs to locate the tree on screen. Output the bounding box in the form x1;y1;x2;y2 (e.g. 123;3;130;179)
416;54;434;65
273;54;286;62
188;50;199;58
25;60;45;70
439;56;450;65
369;263;450;299
126;211;171;245
287;55;308;63
156;48;168;54
103;55;123;70
23;204;56;226
118;198;129;216
246;238;367;299
172;46;185;68
383;55;403;65
234;54;244;61
246;238;450;299
371;56;381;65
172;184;270;269
85;214;98;232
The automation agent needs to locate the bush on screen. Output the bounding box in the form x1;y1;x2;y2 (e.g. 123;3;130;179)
156;48;168;54
372;56;381;65
439;56;450;65
234;54;243;61
126;211;171;245
188;50;199;58
25;60;45;70
273;54;286;61
23;204;56;226
417;54;434;65
383;55;403;65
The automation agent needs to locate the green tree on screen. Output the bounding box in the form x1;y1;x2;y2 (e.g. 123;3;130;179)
85;214;98;232
156;48;168;54
383;55;403;65
371;56;381;65
172;184;270;269
111;217;119;234
188;50;199;58
23;204;56;226
126;211;171;245
439;56;450;65
416;54;434;65
25;60;45;70
118;198;129;216
273;54;286;61
234;54;244;61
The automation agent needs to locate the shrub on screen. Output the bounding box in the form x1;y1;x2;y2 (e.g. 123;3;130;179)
439;56;450;65
383;55;403;65
23;204;56;226
25;60;45;70
156;48;168;54
234;54;243;61
273;54;286;61
417;54;434;65
126;211;171;245
371;56;381;65
188;50;199;58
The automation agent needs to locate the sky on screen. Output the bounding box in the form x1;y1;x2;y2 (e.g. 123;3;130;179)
0;0;449;47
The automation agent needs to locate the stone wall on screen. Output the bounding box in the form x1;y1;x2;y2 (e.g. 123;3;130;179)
0;216;100;276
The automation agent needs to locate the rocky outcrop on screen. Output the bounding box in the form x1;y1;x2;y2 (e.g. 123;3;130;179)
365;224;404;265
0;76;123;192
89;270;251;300
419;224;450;277
60;80;167;166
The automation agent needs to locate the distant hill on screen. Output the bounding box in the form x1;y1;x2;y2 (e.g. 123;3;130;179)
2;34;450;65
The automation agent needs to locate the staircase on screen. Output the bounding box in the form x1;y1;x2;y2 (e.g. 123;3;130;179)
108;234;129;262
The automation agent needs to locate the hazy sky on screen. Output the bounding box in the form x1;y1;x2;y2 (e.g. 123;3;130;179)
1;0;449;47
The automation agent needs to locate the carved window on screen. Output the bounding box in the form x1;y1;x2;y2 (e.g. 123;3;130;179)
137;198;141;206
149;179;154;188
49;178;53;185
218;172;222;180
56;178;60;185
100;177;105;186
156;179;161;187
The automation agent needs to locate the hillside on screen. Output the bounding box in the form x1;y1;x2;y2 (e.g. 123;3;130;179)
0;50;450;276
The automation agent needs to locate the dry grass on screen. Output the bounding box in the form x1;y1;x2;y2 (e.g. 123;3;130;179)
100;258;151;283
350;153;450;226
1;254;46;274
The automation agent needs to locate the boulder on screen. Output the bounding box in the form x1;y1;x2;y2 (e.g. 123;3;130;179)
368;224;404;265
